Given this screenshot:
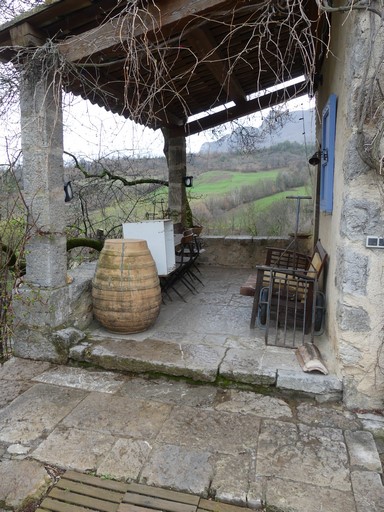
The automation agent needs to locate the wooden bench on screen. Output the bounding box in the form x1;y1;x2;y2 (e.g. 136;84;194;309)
250;240;328;333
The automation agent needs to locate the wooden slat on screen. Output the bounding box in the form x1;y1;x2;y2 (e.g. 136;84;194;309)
122;492;197;512
62;470;129;493
38;472;253;512
199;499;251;512
55;479;124;503
38;497;93;512
48;488;118;512
118;505;166;512
126;483;200;505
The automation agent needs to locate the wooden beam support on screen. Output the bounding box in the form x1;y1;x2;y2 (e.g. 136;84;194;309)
58;0;251;62
170;81;310;137
187;28;246;105
10;22;44;47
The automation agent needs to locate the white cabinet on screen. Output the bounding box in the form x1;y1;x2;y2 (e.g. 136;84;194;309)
122;220;175;275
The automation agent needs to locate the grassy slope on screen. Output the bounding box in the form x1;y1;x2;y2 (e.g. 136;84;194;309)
251;186;310;210
192;169;285;196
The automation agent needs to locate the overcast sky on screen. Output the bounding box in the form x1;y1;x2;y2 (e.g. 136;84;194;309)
62;94;217;160
0;86;315;168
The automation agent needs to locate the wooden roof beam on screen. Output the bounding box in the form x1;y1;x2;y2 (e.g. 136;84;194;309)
170;81;310;137
10;22;44;47
58;0;251;62
187;27;246;105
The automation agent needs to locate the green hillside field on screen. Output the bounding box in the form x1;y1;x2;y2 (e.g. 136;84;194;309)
196;186;312;235
87;167;312;236
190;169;286;197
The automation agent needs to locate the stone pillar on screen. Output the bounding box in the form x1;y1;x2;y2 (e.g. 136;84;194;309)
162;128;187;228
13;56;72;363
20;57;67;286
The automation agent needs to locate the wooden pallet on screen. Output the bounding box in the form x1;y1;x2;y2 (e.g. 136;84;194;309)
36;471;256;512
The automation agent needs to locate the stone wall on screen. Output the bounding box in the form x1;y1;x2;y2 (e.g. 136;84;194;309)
317;11;384;408
199;235;311;268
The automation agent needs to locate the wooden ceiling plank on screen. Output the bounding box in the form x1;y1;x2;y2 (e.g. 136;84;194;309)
58;0;251;62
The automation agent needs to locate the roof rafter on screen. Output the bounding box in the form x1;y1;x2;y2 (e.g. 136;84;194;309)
58;0;253;62
173;81;310;137
187;27;247;105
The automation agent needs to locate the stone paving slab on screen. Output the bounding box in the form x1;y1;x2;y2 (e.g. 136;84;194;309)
214;389;293;420
33;365;126;393
248;476;357;512
32;427;117;472
210;452;251;506
0;379;33;408
0;459;51;510
62;392;172;439
356;411;384;437
345;430;383;472
296;402;363;430
223;334;263;351
256;420;351;492
156;406;260;455
83;338;226;382
160;304;251;337
0;383;87;444
0;357;51;381
260;345;302;372
140;444;214;496
350;470;384;512
96;438;152;481
188;292;234;306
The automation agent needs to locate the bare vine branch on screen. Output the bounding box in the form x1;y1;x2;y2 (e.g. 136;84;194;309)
64;150;168;187
316;0;384;20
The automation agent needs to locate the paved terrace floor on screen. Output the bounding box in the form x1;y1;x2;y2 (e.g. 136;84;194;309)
72;265;342;401
1;265;383;511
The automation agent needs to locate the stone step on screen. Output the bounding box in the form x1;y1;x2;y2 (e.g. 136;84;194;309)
70;336;343;403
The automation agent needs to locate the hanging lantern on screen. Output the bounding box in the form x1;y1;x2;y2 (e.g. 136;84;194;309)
183;176;193;187
64;181;74;202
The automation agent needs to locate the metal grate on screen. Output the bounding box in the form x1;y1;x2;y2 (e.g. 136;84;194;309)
259;270;320;348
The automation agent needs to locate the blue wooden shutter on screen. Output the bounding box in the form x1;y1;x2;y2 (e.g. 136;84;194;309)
320;94;337;213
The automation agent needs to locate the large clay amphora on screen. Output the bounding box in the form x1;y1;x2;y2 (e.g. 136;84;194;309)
92;239;161;333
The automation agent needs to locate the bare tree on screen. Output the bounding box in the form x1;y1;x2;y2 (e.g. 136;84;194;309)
0;153;30;359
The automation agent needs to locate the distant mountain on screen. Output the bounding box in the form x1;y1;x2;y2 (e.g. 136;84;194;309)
199;109;315;154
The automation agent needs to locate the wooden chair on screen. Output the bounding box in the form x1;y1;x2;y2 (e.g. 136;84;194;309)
250;240;328;339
